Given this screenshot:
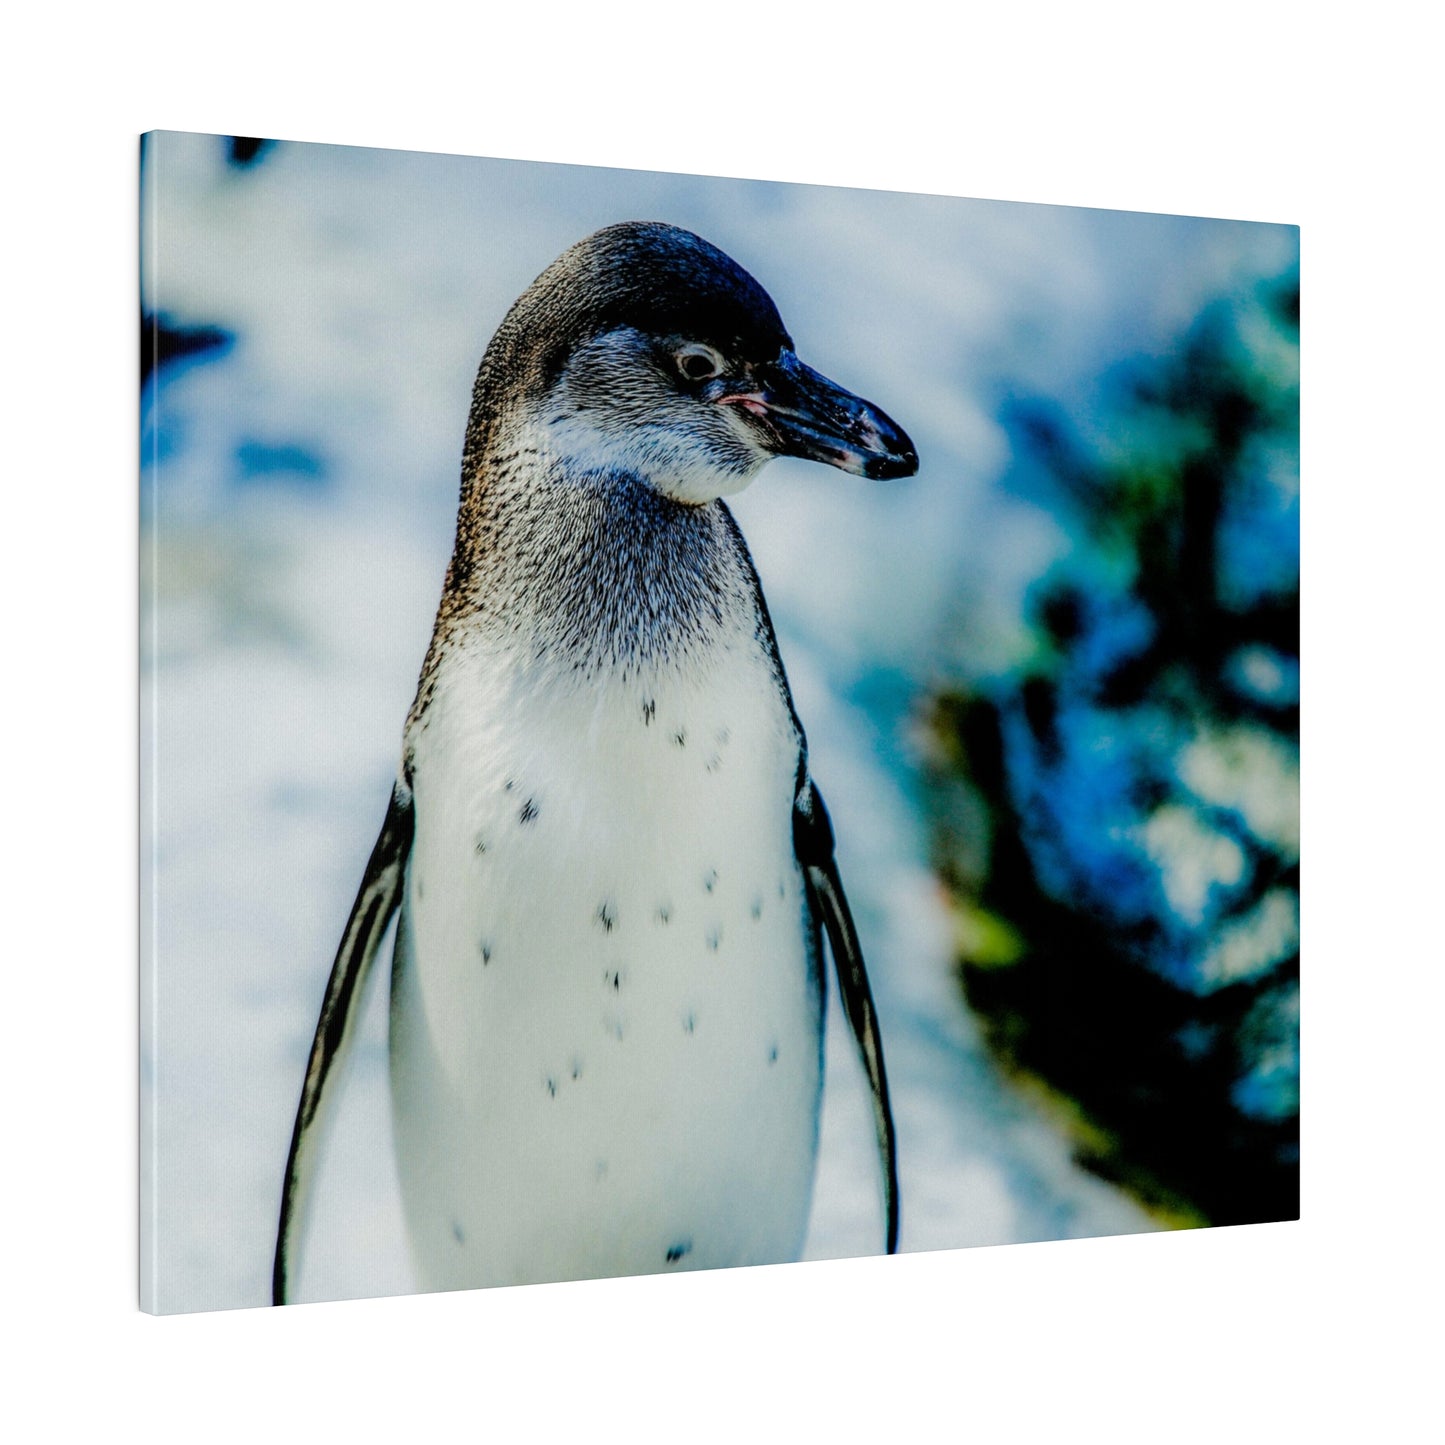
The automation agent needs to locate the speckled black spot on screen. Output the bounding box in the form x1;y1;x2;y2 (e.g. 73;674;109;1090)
452;1221;466;1245
778;879;786;898
545;1075;557;1098
642;698;656;725
750;897;763;921
597;901;616;933
683;1011;696;1035
655;905;671;925
672;728;687;748
665;1239;693;1264
706;925;722;952
768;1044;779;1065
705;754;723;773
703;869;718;893
504;778;514;791
481;941;493;966
474;835;488;855
715;727;731;746
571;1057;583;1080
604;968;622;992
519;797;539;824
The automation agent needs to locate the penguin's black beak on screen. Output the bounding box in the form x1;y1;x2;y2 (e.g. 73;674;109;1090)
720;350;918;481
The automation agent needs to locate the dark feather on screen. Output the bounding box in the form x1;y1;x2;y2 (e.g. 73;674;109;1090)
795;778;901;1253
272;786;414;1305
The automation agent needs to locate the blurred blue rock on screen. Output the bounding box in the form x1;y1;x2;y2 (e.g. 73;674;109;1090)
925;268;1300;1226
234;439;330;489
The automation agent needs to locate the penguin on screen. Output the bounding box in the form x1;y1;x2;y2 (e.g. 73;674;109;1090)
273;221;916;1304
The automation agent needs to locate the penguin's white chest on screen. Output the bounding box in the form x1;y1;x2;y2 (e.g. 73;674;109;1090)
390;637;823;1288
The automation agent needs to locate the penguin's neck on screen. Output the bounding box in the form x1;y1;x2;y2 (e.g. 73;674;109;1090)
441;451;757;679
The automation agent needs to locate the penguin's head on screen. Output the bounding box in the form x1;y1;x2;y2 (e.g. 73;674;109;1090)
473;222;918;506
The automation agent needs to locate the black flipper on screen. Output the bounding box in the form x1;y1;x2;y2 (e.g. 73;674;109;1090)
794;776;901;1254
272;785;414;1305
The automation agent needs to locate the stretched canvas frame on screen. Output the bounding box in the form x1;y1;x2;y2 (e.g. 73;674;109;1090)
140;131;1299;1315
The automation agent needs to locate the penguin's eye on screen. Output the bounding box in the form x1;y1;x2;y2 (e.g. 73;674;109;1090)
675;345;724;383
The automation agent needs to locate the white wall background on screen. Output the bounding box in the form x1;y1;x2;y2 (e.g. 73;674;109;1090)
2;3;1436;1439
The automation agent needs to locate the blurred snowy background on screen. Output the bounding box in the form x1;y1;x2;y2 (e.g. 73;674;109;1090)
140;131;1298;1314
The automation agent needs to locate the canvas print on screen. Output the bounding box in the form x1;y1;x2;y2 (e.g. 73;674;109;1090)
140;132;1299;1314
